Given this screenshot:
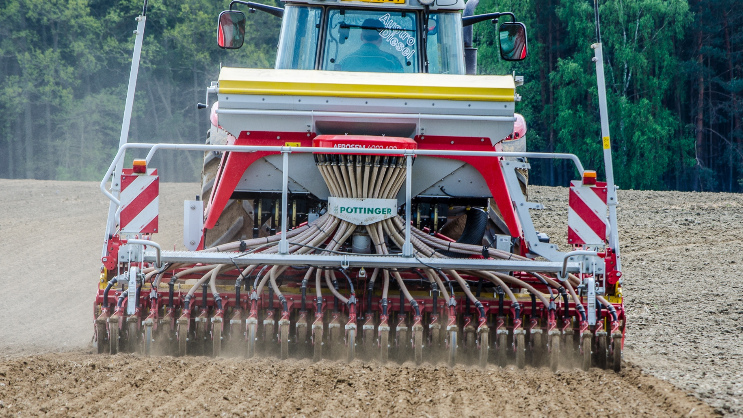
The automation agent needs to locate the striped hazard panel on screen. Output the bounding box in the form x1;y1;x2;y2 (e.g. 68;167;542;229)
120;168;159;234
568;180;607;246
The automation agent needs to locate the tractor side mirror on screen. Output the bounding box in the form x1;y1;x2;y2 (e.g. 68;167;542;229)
218;11;246;49
498;22;527;61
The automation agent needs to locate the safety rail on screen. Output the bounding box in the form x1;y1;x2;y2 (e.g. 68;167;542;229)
101;142;591;272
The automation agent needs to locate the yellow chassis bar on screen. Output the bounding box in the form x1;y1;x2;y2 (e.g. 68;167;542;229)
218;68;516;102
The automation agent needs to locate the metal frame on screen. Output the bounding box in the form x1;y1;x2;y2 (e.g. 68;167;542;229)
100;142;603;275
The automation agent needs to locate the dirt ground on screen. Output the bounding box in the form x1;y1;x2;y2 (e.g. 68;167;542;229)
0;179;740;416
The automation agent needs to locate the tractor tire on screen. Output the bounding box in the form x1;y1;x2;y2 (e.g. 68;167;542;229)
201;126;255;248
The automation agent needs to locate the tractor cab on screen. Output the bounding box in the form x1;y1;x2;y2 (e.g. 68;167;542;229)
218;0;526;74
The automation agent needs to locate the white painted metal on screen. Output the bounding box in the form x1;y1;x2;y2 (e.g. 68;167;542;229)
402;155;413;257
586;276;596;326
141;249;584;273
127;266;138;315
279;151;289;254
592;43;622;274
567;180;608;246
102;13;147;260
183;200;204;251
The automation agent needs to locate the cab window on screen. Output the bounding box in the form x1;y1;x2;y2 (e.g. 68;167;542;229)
321;9;418;73
276;6;322;70
426;13;465;75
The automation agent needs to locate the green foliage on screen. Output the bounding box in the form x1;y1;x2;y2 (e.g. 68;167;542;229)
0;0;280;182
0;0;739;191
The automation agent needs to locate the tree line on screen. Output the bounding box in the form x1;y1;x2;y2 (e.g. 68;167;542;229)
1;0;740;192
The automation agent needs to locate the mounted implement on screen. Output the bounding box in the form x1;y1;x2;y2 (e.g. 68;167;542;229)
95;0;624;371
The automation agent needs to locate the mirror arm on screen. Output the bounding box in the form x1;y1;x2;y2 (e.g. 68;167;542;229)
462;12;514;27
230;0;284;18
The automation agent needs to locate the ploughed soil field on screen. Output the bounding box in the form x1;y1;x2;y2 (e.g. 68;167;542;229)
1;179;741;416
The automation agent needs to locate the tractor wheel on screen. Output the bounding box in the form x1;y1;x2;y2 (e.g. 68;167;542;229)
549;333;560;372
515;333;526;369
347;329;356;363
201;126;254;248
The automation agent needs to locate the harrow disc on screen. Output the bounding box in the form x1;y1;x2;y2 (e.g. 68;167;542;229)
346;328;356;363
213;321;223;357
596;332;608;369
177;321;188;356
96;320;108;354
515;332;526;369
530;331;543;367
478;329;489;368
144;323;153;356
447;330;457;366
612;334;622;372
246;320;258;358
413;325;423;365
312;324;323;362
496;331;508;367
109;321;119;355
379;327;389;363
279;320;290;360
549;332;560;372
127;321;138;353
581;332;592;371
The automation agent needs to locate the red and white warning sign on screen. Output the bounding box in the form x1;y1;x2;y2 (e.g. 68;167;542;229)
568;180;607;246
120;168;159;234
